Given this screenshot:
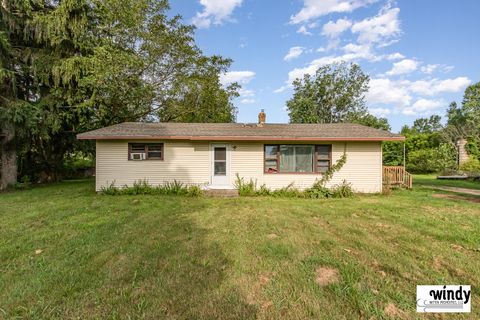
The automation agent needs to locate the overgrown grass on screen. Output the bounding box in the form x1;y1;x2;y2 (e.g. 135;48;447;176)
0;179;479;319
414;174;480;190
101;179;203;196
234;174;354;198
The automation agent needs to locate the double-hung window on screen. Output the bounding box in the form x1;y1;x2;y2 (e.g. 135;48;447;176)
315;145;331;173
128;143;164;160
264;144;331;174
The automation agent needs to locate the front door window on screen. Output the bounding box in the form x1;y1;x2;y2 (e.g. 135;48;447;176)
214;147;227;176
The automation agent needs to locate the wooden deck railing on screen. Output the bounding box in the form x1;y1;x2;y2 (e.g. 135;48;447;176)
383;166;413;189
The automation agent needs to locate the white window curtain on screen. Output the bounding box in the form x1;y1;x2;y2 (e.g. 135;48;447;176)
279;145;314;172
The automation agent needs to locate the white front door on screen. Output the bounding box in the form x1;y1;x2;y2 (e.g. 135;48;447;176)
211;144;230;187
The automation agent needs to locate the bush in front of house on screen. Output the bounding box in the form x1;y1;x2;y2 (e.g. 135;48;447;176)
234;174;354;199
234;175;258;196
331;180;355;198
234;152;354;198
271;183;305;198
304;180;354;198
100;179;203;196
303;183;333;198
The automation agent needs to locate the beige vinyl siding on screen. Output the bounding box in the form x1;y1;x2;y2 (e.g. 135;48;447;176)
95;140;210;191
95;140;382;193
229;141;382;193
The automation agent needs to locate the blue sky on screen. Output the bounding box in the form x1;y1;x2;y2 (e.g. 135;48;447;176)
170;0;479;132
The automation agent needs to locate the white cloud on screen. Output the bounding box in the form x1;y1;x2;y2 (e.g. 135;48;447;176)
386;52;404;60
351;7;401;45
386;59;418;76
321;18;352;38
342;43;369;54
367;78;412;108
279;49;379;89
435;77;470;93
297;25;313;35
290;0;377;24
282;46;387;87
282;4;403;91
240;98;256;104
326;38;341;51
409;77;471;96
420;64;438;74
285;57;339;85
403;99;444;116
367;77;471;115
443;65;455;73
192;0;243;28
274;86;289;93
220;71;255;86
284;47;305;61
236;81;256;103
238;88;255;97
369;107;391;117
420;64;454;74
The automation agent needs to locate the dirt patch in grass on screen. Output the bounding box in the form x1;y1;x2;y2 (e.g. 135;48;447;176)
432;193;480;204
315;267;340;286
261;300;273;310
371;259;388;278
266;233;278;239
244;272;276;307
375;222;392;229
258;273;272;286
451;244;464;251
433;257;443;271
384;303;407;319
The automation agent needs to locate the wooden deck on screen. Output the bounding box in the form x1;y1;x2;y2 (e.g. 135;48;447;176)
383;166;413;189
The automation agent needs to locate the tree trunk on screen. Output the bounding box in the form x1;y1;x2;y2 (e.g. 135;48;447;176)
1;123;17;189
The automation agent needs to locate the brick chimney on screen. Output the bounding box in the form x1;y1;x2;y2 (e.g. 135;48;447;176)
258;109;266;126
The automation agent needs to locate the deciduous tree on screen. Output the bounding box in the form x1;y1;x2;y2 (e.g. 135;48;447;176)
286;62;369;124
0;0;239;185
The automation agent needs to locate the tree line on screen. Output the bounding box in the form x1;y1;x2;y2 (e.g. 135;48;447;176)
1;0;239;188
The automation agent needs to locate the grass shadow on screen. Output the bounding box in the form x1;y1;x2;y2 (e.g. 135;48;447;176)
0;182;257;319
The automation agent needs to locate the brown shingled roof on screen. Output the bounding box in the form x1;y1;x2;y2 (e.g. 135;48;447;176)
77;122;404;141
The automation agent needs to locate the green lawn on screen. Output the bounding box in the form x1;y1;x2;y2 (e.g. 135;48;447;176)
414;174;480;190
1;180;479;319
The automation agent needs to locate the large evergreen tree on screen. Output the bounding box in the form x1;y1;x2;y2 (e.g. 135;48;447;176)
0;0;239;186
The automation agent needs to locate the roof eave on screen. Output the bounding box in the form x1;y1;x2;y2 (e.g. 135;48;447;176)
77;134;405;142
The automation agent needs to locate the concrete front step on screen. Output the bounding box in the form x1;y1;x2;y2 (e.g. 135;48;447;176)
204;189;239;198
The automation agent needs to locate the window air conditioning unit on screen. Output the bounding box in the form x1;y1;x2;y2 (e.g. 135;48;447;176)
130;152;146;160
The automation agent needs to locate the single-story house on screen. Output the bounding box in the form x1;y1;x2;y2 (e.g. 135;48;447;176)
77;112;405;193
